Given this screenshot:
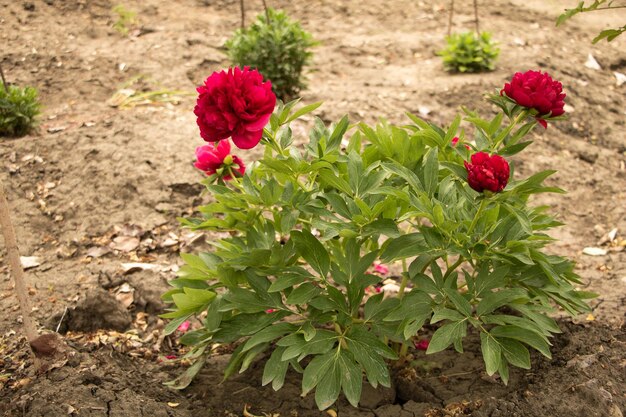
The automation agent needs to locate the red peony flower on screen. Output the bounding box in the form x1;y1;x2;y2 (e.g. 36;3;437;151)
194;140;245;180
501;70;566;128
194;67;276;149
415;339;429;351
464;152;510;193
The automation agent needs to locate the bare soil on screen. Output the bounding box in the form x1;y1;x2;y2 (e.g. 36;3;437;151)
1;0;625;416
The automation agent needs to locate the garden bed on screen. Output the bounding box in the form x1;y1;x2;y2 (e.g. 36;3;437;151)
1;0;624;416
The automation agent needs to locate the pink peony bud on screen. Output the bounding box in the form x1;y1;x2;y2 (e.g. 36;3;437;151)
177;321;190;333
194;140;245;180
265;309;276;314
414;339;430;351
373;262;389;275
451;136;470;150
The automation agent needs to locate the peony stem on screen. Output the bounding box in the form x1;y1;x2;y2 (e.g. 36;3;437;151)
398;258;408;299
0;180;38;346
467;198;488;236
493;109;529;150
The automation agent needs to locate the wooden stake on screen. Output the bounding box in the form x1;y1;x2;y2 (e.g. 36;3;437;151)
473;0;480;34
0;61;9;93
447;0;455;37
261;0;270;24
0;180;38;345
240;0;245;29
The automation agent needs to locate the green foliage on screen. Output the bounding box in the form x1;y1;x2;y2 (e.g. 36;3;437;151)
112;4;137;36
439;31;500;73
556;1;625;43
225;8;316;101
0;85;41;137
163;94;591;409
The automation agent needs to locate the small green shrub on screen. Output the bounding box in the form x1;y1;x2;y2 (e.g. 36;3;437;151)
112;4;137;36
439;31;500;73
225;8;316;101
0;85;41;137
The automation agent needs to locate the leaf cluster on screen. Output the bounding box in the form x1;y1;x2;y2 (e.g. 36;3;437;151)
0;85;41;137
439;31;500;73
225;8;316;101
163;98;592;409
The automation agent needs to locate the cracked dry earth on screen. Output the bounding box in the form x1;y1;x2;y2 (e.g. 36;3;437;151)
0;0;625;416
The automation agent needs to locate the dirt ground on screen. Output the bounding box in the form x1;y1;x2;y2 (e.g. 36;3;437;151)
0;0;625;416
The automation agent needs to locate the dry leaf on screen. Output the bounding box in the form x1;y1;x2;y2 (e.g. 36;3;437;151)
582;247;608;256
167;402;179;408
121;262;160;274
110;236;140;252
86;246;111;258
585;53;601;70
586;313;595;321
20;256;41;269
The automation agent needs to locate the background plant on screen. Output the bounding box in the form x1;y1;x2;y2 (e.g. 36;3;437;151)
225;8;316;101
0;75;41;137
439;31;500;73
556;0;625;43
162;80;592;409
112;4;138;37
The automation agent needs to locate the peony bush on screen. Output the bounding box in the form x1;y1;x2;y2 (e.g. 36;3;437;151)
162;68;592;409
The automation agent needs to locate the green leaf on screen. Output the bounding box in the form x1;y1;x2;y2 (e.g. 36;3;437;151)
262;346;290;390
164;356;206;389
426;320;467;354
291;230;330;277
443;288;472;317
315;355;342;410
480;332;501;376
286;282;322;305
242;322;296;352
338;351;363;407
240;342;269;373
476;288;528;316
498;338;531;369
345;334;391;388
380;233;427;262
490;325;552;358
423;147;439;196
285;101;323;124
223;344;248;381
302;351;336;395
328;115;350;150
176;287;216;308
268;269;316;292
318;169;352;195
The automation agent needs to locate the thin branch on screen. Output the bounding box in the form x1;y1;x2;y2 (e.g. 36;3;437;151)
473;0;480;34
261;0;270;24
448;0;455;36
0;180;38;344
0;61;9;94
240;0;245;29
